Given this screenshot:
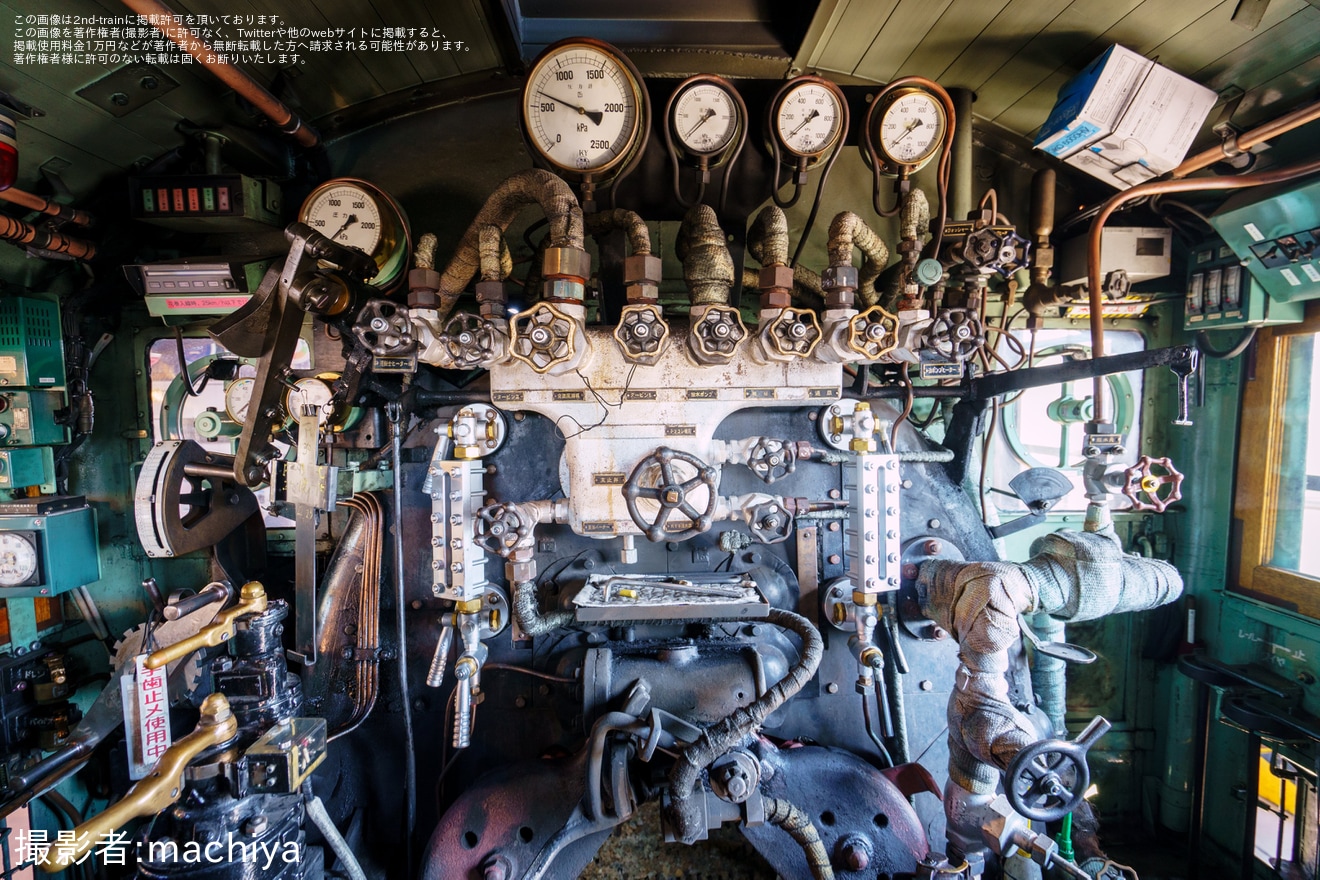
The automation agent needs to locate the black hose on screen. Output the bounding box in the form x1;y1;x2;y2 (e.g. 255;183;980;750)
764;797;835;880
1195;326;1257;360
665;607;823;844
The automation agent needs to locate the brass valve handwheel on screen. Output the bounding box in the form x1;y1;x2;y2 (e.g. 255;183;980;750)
1122;454;1184;513
846;305;899;360
509;302;576;374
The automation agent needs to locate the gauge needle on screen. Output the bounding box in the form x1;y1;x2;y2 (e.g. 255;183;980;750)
328;213;358;242
891;118;922;145
537;90;603;125
788;109;820;138
684;108;716;138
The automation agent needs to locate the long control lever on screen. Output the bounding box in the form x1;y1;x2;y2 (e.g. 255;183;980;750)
36;694;238;872
144;582;269;671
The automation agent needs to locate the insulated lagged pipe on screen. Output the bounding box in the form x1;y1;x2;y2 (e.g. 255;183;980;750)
917;527;1182;793
119;0;318;148
585;208;652;256
826;212;890;308
676;204;734;307
434;170;585;323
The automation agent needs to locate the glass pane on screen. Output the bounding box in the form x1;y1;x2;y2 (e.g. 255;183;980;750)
988;328;1145;512
1272;332;1320;577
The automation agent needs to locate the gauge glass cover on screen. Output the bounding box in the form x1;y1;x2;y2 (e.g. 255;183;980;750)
775;82;843;158
300;183;382;256
0;533;37;586
524;43;642;173
224;377;256;423
877;91;944;166
672;82;739;155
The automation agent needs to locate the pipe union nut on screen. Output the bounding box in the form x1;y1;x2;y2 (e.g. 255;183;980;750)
624;253;663;285
543;246;591;280
821;265;859;292
475;280;508;304
625;282;659;302
758;264;794;292
542;278;585;301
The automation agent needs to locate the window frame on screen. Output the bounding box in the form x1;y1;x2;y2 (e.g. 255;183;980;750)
1233;303;1320;617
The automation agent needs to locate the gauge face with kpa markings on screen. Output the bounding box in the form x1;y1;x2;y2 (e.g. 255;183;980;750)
298;178;410;289
0;532;37;586
670;78;742;157
521;39;646;176
866;87;946;173
772;78;846;159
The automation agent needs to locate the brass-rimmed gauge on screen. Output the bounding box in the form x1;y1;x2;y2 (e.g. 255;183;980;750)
299;179;411;291
521;38;649;180
668;75;744;159
770;76;848;162
863;85;947;175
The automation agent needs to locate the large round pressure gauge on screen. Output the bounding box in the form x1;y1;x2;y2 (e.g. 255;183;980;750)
864;86;947;174
521;38;648;177
0;532;38;587
771;76;847;160
298;179;411;290
669;76;743;158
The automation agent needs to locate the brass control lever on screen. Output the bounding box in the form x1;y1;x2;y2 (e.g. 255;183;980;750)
37;693;238;872
144;582;269;671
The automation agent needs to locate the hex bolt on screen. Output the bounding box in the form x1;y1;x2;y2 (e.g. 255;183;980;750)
826;682;839;694
242;815;268;836
919;679;933;691
828;554;841;565
928;519;941;529
923;539;943;555
838;836;871;872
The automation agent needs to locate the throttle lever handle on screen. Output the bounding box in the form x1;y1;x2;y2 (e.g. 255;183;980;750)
285;221;379;280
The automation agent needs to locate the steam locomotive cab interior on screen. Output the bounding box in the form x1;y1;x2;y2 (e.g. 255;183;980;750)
0;2;1318;879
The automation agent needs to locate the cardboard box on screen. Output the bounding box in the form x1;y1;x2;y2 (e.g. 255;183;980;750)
1035;44;1218;189
1035;45;1152;159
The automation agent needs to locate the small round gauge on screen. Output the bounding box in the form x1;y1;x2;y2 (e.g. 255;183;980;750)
298;179;411;290
224;377;256;423
285;377;334;423
0;532;38;587
669;76;743;157
865;86;947;173
772;76;847;159
521;38;649;177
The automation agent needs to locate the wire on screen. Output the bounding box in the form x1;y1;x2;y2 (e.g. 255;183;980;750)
1196;326;1257;360
482;663;577;684
790;127;848;269
173;326;208;397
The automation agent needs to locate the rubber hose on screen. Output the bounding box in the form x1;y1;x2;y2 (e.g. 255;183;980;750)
585;208;652;255
826;211;891;307
748;205;789;268
764;797;835;880
307;795;369;880
513;580;575;637
676;204;734;307
666;607;823;844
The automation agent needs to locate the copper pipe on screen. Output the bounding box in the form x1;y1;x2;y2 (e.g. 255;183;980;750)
119;0;319;148
1172;97;1320;179
1086;155;1320;420
0;188;95;227
0;214;95;259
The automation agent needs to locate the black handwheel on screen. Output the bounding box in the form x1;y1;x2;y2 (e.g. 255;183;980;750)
623;447;719;542
1004;715;1111;822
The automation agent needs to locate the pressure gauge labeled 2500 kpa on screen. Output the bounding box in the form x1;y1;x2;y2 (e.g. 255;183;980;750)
521;38;649;180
